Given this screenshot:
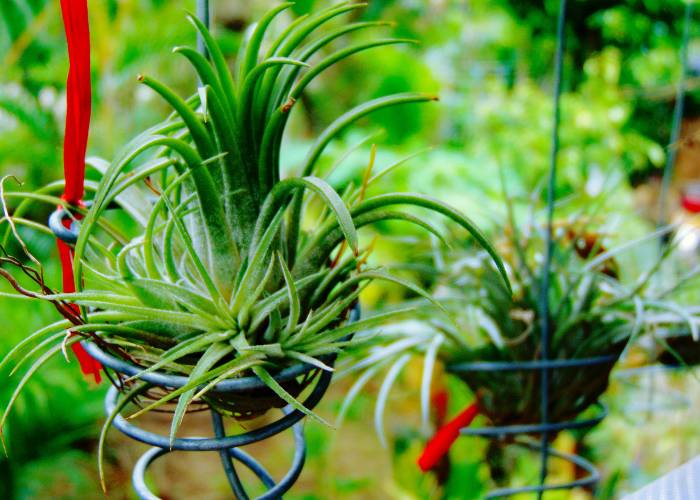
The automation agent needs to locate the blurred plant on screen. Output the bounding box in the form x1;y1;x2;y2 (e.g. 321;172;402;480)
496;0;699;180
339;184;700;489
0;84;61;190
453;47;667;195
0;261;105;499
498;0;689;76
0;363;105;499
1;0;53;81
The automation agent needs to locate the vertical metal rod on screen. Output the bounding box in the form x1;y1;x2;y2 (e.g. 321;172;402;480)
539;0;568;496
211;411;250;500
657;2;693;231
196;0;210;57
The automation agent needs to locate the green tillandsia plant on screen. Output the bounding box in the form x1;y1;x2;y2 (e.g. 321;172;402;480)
338;188;700;451
648;226;700;367
0;1;509;480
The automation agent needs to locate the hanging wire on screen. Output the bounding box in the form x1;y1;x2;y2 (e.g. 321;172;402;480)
538;0;568;495
197;0;210;57
657;1;694;232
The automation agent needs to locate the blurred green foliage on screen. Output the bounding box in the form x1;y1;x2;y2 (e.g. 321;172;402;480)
0;260;106;499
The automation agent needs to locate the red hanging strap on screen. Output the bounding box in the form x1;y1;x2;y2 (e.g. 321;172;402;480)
58;0;101;383
418;402;480;472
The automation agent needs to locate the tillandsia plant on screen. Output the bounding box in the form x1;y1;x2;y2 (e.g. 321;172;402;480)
0;0;509;471
649;228;700;367
338;189;700;473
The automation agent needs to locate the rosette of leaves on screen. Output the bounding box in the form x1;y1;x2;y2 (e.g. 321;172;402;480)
0;1;509;461
340;195;700;446
437;226;628;428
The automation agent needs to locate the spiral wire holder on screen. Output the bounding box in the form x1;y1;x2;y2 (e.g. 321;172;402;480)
444;0;608;496
81;303;358;500
447;357;613;498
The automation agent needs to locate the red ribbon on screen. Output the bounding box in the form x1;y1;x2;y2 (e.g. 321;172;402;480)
58;0;101;383
418;402;480;472
682;193;700;214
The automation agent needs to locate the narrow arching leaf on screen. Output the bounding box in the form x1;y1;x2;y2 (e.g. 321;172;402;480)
138;75;216;161
239;2;296;79
251;365;330;426
353;193;512;294
231;209;285;317
336;363;386;427
375;354;411;448
421;335;443;432
257;176;358;255
169;342;234;445
1;337;82;432
98;384;148;492
186;13;238;113
300;93;437;177
278;251;300;340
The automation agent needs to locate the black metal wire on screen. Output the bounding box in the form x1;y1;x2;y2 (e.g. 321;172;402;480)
448;354;617;373
486;440;601;498
48;206;79;244
83;340;328;393
197;0;210;58
658;1;694;231
446;355;612;497
99;359;323;498
538;0;568;495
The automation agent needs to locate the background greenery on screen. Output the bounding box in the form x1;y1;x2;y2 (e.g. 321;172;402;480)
1;0;699;498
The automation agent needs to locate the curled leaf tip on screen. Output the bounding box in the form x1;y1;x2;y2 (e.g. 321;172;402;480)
2;175;23;187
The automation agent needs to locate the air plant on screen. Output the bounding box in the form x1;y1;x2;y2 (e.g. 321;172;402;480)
339;189;700;474
649;230;700;367
0;3;509;479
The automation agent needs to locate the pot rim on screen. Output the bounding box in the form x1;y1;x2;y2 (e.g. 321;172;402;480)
446;353;618;374
83;304;361;394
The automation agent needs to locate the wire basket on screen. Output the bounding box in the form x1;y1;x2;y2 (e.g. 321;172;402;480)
446;355;613;497
83;305;360;500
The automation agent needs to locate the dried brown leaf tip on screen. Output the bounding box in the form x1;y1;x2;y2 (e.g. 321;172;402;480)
281;97;297;113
